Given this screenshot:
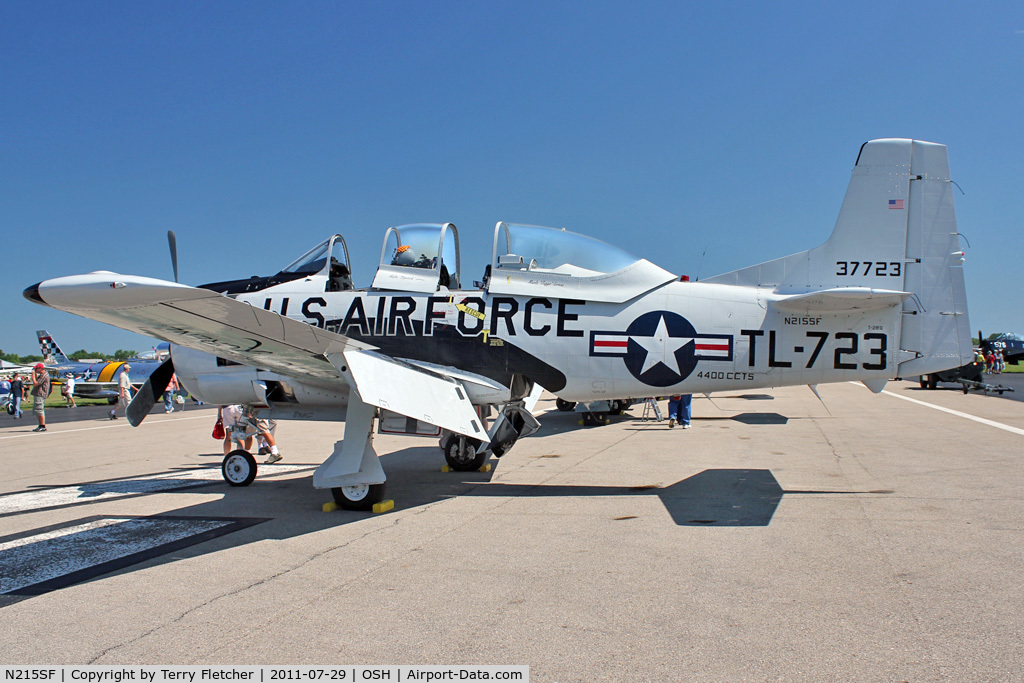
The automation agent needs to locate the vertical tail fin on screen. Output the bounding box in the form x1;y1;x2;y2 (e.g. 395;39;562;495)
36;330;70;364
704;138;972;375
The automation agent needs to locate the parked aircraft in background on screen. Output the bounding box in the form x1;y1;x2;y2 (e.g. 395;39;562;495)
25;139;972;509
981;332;1024;366
36;330;164;402
0;360;33;377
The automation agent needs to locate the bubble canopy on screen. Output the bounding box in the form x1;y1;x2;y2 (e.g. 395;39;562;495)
488;222;676;302
492;223;639;276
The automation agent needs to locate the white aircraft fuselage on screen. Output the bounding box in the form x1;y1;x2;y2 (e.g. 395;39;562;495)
232;282;893;404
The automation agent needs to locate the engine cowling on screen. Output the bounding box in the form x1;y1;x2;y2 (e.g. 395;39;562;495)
170;345;348;410
171;346;266;405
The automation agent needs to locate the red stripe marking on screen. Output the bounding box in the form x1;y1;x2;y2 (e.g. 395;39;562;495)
695;343;729;351
594;340;629;348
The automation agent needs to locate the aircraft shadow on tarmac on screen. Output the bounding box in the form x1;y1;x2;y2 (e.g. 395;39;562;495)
0;434;882;606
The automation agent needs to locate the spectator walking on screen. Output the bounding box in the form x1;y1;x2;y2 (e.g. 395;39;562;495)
110;364;134;419
667;394;692;429
163;373;180;413
62;372;77;407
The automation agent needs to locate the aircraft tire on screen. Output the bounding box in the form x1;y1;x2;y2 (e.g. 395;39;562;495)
442;434;487;471
331;483;386;511
222;449;257;487
556;398;576;412
107;397;119;405
926;375;937;390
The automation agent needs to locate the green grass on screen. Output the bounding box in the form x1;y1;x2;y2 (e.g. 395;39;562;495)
9;395;115;410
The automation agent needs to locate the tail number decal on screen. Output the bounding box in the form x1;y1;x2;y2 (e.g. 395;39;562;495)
742;330;887;371
836;261;902;277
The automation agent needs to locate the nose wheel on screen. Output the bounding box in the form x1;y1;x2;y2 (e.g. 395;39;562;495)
222;449;257;486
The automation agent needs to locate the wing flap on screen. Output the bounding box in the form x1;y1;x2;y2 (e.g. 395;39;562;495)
336;349;488;442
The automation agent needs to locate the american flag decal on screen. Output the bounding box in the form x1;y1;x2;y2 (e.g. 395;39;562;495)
888;199;904;210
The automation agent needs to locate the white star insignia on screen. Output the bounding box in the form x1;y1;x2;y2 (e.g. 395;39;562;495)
632;315;692;376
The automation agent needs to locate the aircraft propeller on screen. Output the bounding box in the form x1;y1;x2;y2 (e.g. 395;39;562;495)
168;230;179;283
123;230;183;425
126;357;177;427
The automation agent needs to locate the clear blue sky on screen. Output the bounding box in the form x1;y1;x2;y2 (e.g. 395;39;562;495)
2;2;1021;356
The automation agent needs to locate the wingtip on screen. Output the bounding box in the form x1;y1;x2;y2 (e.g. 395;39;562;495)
23;282;44;305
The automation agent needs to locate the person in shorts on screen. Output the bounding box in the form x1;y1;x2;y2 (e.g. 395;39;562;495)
244;406;283;464
31;363;50;432
63;372;77;407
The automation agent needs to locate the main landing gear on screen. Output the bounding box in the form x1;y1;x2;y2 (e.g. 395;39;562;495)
442;434;487;471
331;483;387;510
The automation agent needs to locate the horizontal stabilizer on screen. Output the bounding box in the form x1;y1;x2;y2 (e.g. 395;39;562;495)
773;288;910;314
336;349;489;442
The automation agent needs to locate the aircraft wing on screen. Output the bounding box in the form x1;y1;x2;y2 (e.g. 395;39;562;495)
26;272;374;387
27;272;488;439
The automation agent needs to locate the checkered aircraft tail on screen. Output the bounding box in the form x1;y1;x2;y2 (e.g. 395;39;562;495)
36;330;70;364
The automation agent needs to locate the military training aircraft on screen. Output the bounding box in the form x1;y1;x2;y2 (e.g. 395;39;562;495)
36;329;164;402
24;139;972;509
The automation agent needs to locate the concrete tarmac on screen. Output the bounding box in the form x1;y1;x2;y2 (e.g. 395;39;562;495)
0;381;1021;681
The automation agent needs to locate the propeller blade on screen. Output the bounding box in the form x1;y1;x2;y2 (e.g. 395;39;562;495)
127;357;175;427
167;230;179;283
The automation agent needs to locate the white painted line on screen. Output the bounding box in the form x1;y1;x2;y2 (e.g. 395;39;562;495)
880;389;1024;437
0;517;231;594
0;412;214;441
0;464;313;515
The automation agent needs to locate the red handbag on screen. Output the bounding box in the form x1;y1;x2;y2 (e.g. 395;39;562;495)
212;417;225;440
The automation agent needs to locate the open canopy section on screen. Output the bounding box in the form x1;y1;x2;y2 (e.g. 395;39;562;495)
372;223;461;293
281;234;353;291
201;234;353;295
486;223;676;303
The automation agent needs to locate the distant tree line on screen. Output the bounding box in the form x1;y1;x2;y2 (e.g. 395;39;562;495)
1;349;139;364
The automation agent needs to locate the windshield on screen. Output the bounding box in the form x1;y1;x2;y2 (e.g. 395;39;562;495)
493;223;640;276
